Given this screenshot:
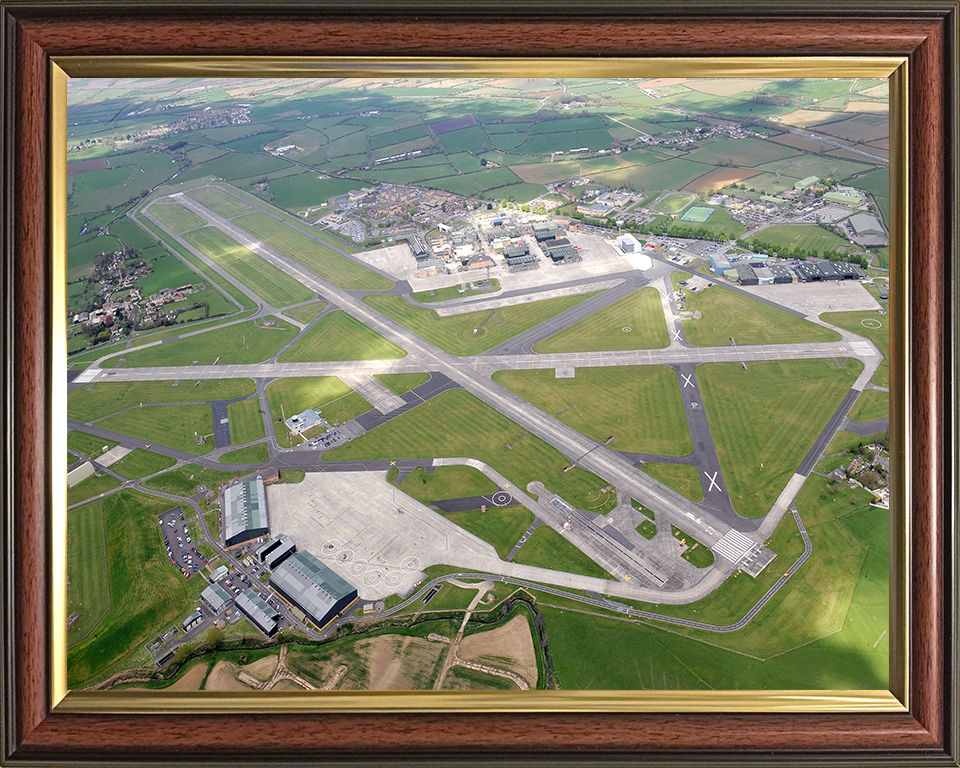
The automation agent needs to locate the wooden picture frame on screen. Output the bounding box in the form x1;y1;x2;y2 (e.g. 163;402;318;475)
2;2;957;765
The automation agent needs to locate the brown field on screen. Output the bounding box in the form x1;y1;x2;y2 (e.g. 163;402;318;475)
243;654;279;682
844;101;889;113
460;614;539;689
682;167;761;193
827;146;887;162
165;662;207;691
684;79;772;97
355;635;446;691
815;115;889;143
642;78;689;89
272;679;308;691
768;133;836;153
867;138;890;149
285;648;338;687
204;660;253;691
778;109;851;128
860;83;889;99
67;158;110;175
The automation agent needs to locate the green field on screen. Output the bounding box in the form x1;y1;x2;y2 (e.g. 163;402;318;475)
99;318;298;368
182;227;315;308
187;186;253;218
265;377;372;448
674;276;841;346
277;311;406;362
669;206;746;239
373;372;431;396
532;289;668;353
148;202;207;233
410;279;501;304
697;359;863;518
493;366;691;456
226;398;266;444
97;404;215;456
671;525;715;568
110;449;176;480
235;212;391;291
142;463;241;498
364;292;597;357
640;462;703;502
220;444;270;464
396;465;497;503
67;490;207;688
684;137;800;167
847;389;888;423
67;430;118;458
68;472;123;507
820;310;889;387
283;301;329;324
67;500;111;646
68;379;255;422
744;224;854;257
442;506;536;560
512;526;613;580
635;520;657;539
326;389;618;514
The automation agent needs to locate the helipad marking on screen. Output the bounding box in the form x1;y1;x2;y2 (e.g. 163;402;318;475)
681;373;694;388
704;471;721;492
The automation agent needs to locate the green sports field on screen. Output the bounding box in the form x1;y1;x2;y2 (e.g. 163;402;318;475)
235;212;391;291
696;358;863;518
680;206;715;222
182;227;315;308
654;192;696;213
364;292;598;357
532;289;668;353
277;310;406;362
492;366;691;456
326;389;619;514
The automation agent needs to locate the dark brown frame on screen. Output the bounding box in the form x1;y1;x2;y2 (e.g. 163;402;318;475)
2;2;957;766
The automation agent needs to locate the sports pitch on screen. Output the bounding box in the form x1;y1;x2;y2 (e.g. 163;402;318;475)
680;206;716;222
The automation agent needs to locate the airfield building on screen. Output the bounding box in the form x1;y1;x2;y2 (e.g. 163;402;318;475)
818;261;842;281
617;233;641;253
201;582;234;613
794;176;820;190
752;265;775;285
849;213;885;238
795;262;824;282
263;535;297;570
768;263;794;284
269;551;358;631
182;609;203;632
236;589;280;636
223;478;269;548
710;253;734;277
734;262;759;286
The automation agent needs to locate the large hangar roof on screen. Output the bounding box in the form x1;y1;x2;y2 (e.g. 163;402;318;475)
223;478;268;545
270;551;357;622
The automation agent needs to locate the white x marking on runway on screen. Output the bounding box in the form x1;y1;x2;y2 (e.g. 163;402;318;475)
704;471;720;492
672;328;683;342
681;373;694;388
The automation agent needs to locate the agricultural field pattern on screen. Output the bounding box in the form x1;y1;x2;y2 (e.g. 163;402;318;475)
65;76;891;693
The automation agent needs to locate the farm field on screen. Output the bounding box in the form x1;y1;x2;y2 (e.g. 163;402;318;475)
326;389;619;514
265;377;372;448
97;404;215;456
744;224;853;256
674;277;840;347
640;462;703;502
234;213;392;291
364;292;597;357
277;311;406;362
492;366;692;456
98;318;298;368
181;227;315;308
697;359;863;518
533;289;668;353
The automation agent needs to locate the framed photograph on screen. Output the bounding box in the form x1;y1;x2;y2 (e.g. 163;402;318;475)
2;2;957;766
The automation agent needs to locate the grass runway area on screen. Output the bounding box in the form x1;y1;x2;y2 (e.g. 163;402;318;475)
365;292;598;357
148;202;208;233
374;373;431;396
226;398;267;444
493;366;691;456
532;288;669;353
68;379;256;422
847;389;888;423
97;404;215;456
110;449;177;480
441;506;535;560
277;310;406;362
186;186;253;218
512;526;614;580
820;310;889;388
395;465;497;503
143;463;241;498
67;430;118;458
326;389;619;514
640;462;703;502
220;444;270;464
67;500;111;646
68;472;123;507
697;358;863;519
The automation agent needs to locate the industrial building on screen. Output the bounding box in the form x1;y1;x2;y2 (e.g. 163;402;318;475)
533;222;562;241
270;551;358;631
818;261;842;280
256;534;297;570
617;233;641;253
848;213;885;237
209;565;229;583
734;262;759;286
752;265;775;285
794;175;820;190
795;262;824;282
835;262;866;280
768;263;794;284
223;478;269;548
182;609;202;632
201;582;234;613
824;191;861;207
236;589;280;636
710;253;734;277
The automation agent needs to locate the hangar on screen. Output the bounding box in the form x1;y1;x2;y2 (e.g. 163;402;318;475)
201;582;234;613
236;589;280;636
223;478;269;547
270;550;358;630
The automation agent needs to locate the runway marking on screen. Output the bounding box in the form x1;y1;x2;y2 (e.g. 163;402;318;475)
681;373;694;388
704;471;720;492
390;460;396;466
713;529;755;563
672;328;683;342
